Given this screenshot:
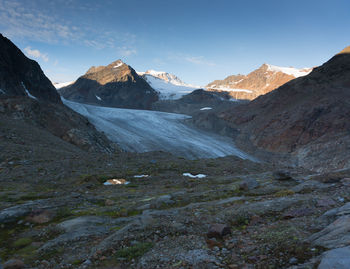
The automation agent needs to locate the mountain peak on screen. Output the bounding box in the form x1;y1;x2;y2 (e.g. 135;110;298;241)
338;46;350;55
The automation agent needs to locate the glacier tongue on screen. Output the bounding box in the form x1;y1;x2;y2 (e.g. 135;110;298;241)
62;98;256;161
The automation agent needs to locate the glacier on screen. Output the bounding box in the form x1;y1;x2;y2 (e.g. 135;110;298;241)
63;99;255;161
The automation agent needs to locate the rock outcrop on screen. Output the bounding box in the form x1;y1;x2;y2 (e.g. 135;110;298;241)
206;64;312;100
59;60;158;109
0;33;61;103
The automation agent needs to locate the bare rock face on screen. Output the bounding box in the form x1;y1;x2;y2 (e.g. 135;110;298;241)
206;64;312;100
0;97;116;153
0;34;61;103
221;46;350;171
59;60;158;109
0;34;116;153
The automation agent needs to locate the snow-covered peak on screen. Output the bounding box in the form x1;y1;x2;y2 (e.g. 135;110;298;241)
141;70;187;86
266;64;312;78
53;81;75;89
137;69;199;100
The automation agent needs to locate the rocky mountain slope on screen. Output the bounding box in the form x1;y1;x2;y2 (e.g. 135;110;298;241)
219;46;350;171
138;70;199;100
207;64;312;100
0;34;115;153
0;34;61;103
59;60;158;109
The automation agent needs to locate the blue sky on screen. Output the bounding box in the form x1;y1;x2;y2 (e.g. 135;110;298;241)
0;0;349;85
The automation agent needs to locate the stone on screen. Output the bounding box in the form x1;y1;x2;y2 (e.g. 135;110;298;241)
324;202;350;217
239;178;259;191
273;170;293;181
282;208;314;219
341;178;350;186
309;215;350;248
105;199;115;206
289;257;298;264
25;209;53;224
317;198;336;207
207;223;231;239
3;259;25;269
318;246;350;269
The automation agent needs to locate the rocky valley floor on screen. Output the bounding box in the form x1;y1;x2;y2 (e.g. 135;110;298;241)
1;115;350;269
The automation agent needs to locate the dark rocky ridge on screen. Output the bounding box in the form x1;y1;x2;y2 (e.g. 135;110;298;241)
0;34;116;153
0;33;61;103
60;60;158;109
218;47;350;171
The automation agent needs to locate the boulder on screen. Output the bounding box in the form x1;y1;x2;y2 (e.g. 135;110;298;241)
3;259;25;269
207;223;231;239
318;246;350;269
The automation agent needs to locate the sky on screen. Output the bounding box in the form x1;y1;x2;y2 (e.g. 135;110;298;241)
0;0;349;85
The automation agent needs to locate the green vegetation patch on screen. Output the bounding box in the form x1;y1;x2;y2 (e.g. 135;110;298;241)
116;242;153;261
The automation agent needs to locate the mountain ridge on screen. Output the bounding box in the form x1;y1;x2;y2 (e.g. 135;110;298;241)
59;60;158;109
206;63;313;100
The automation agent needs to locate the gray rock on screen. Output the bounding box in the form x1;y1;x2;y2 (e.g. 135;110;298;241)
0;199;51;223
273;170;293;181
291;180;328;193
177;249;219;266
151;195;175;209
309;215;350;248
318;246;350;269
323;202;350;217
39;216;110;251
207;223;231;239
239;178;259;191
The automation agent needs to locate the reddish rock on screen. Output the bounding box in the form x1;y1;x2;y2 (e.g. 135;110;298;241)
207;63;312;100
282;208;314;219
3;259;25;269
207;223;231;239
26;209;53;224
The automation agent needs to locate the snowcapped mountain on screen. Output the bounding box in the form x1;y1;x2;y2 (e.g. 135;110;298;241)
53;81;75;89
206;64;313;100
59;60;158;109
138;70;200;100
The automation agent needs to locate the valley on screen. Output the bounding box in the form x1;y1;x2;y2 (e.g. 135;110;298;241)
1;26;350;269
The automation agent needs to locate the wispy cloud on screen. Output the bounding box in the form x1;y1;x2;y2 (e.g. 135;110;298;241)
0;0;136;51
117;46;137;57
24;47;49;62
184;56;216;66
168;53;216;66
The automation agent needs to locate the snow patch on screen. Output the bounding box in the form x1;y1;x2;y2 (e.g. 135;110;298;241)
266;64;312;77
183;173;206;178
113;62;123;68
208;86;253;93
95;95;102;101
134;175;149;178
22;82;37;100
104;179;130;185
200;107;212;111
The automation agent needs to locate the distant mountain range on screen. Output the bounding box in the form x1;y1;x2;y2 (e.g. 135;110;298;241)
206;64;313;100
